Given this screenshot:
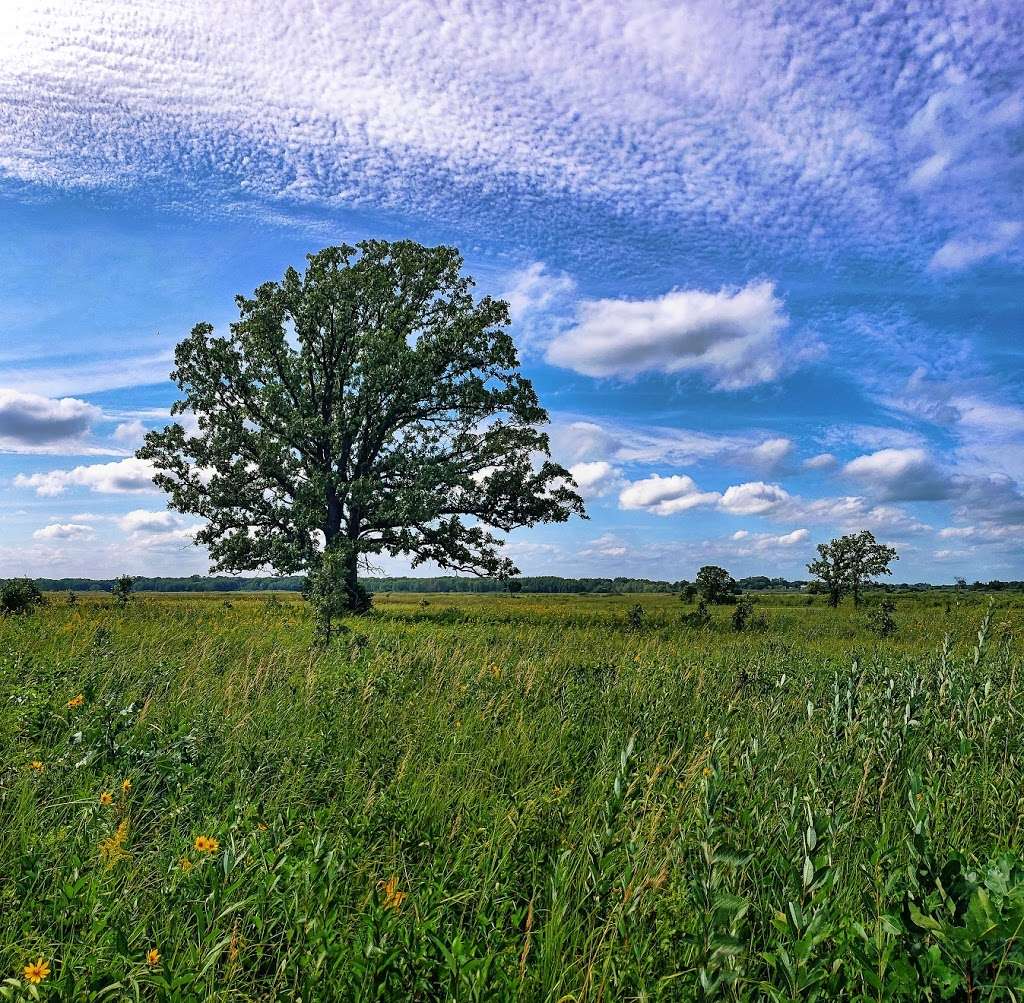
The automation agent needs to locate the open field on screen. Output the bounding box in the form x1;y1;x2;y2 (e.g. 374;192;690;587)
2;591;1024;1000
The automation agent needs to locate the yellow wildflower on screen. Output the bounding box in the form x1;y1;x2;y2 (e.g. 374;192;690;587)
121;778;132;793
194;835;219;854
146;948;160;967
379;875;407;913
99;791;113;806
179;856;193;872
23;958;50;984
28;760;44;772
99;818;130;868
67;694;85;709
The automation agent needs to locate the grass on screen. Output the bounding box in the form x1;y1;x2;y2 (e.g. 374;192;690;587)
1;590;1023;1000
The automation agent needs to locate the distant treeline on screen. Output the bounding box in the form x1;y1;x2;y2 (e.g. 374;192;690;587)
26;574;1021;594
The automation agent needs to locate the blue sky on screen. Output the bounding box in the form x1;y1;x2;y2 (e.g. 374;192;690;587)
1;0;1022;583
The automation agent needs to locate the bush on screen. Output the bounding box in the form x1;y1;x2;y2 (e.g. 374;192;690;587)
681;597;711;630
624;603;647;632
731;595;754;632
867;598;897;637
0;578;45;615
111;574;139;607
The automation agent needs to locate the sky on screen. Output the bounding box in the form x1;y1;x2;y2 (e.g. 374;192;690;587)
0;0;1022;584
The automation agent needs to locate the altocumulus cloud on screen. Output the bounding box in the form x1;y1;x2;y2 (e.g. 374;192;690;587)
15;458;157;496
544;282;789;389
0;389;100;449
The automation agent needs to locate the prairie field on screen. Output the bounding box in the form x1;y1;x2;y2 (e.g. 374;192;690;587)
2;590;1024;1000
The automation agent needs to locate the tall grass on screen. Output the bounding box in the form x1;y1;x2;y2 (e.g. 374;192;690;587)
1;592;1022;1000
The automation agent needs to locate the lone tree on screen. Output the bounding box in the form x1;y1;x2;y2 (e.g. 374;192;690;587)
695;565;737;605
139;242;585;632
807;530;897;607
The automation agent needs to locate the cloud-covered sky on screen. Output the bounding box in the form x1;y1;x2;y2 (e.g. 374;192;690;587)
1;0;1021;582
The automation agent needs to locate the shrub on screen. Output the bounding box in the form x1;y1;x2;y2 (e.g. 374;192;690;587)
867;598;897;637
681;597;711;630
731;595;754;632
625;603;647;632
0;578;45;615
111;574;139;607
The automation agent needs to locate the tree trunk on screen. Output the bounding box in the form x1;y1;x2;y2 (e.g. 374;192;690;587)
342;544;371;614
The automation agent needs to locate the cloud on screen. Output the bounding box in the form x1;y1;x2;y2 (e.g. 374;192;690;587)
15;457;158;496
842;448;951;501
618;474;719;516
0;389;101;450
502;262;575;323
116;509;182;534
32;522;96;541
719;481;790;515
567;460;622;498
545;282;789;389
804;452;837;470
112;419;148;444
929;221;1023;272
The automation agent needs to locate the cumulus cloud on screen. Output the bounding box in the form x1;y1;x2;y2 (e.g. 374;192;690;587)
0;389;101;450
718;481;790;516
116;509;183;534
567;460;622;499
618;474;720;516
842;448;951;502
32;522;96;541
545;282;789;389
15;457;158;496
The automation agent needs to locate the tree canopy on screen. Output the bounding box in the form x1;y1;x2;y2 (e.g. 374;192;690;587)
695;565;737;605
139;241;586;623
807;530;898;607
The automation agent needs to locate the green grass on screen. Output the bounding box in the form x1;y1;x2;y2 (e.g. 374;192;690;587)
2;591;1023;1000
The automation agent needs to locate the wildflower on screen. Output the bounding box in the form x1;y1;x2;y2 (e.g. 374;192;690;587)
28;760;44;772
179;856;193;872
702;767;713;779
99;819;130;868
99;791;113;806
67;694;85;709
379;875;407;912
194;835;219;854
146;948;160;967
23;958;50;984
121;778;132;793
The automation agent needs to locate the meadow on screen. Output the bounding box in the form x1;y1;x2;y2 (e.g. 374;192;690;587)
2;589;1023;1000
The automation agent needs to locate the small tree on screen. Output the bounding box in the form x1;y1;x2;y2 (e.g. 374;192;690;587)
867;598;898;637
65;590;78;607
0;578;45;615
731;594;754;632
139;241;585;637
695;565;736;605
111;575;138;608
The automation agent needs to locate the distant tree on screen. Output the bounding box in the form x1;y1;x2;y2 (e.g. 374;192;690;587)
506;579;523;595
111;575;138;608
682;583;698;603
0;578;45;615
139;242;585;634
695;565;737;605
954;576;967;592
807;531;898;607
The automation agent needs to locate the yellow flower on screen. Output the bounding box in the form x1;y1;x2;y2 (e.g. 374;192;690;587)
67;694;85;709
121;778;132;793
99;791;113;806
146;948;160;967
194;835;219;854
23;958;50;984
28;760;44;772
179;856;193;872
379;875;407;913
99;818;130;869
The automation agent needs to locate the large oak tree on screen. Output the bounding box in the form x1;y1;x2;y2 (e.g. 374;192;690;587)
139;241;585;625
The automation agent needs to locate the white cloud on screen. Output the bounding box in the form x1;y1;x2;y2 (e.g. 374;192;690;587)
32;522;95;541
804;452;837;470
502;262;575;323
929;220;1022;272
116;509;182;534
545;282;789;389
113;419;148;444
719;481;790;515
567;460;622;498
618;474;720;516
745;437;793;470
842;448;951;501
0;389;101;450
15;457;158;496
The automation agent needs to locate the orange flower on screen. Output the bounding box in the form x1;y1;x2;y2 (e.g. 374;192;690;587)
194;835;219;854
146;948;160;967
99;791;113;806
67;694;85;709
23;958;50;984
